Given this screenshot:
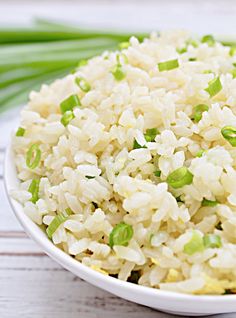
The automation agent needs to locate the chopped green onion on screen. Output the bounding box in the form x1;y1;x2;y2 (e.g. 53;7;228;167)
189;57;197;62
77;59;88;68
133;139;146;149
167;167;193;189
86;175;96;179
46;212;69;239
28;179;40;204
61;110;75;126
229;46;236;57
221;126;236;147
112;64;126;81
183;231;204;255
119;41;130;49
203;70;213;74
26;144;41;169
176;47;187;54
202;199;218;207
158;59;179;72
196;149;205;157
154;170;161;177
16;127;25;137
193;104;209;122
109;222;133;248
231;69;236;79
65;207;73;215
203;234;222;248
75;77;91;92
60;94;81;114
144;128;159;142
186;38;198;48
201;35;215;46
205;77;222;97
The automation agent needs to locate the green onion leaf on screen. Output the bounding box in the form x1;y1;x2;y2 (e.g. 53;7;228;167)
46;212;69;239
167;167;193;189
183;231;204;255
202;199;218;207
231;69;236;79
158;59;179;72
75;77;91;92
26;144;41;169
109;222;133;248
144;128;159;142
221;126;236;147
176;47;187;54
203;234;222;248
193;104;209;122
77;59;88;68
133;139;147;149
186;39;198;48
154;170;161;177
61;110;75;126
112;64;126;81
189;57;197;62
205;77;222;97
196;149;205;158
230;46;236;57
119;41;130;49
86;175;96;179
28;179;40;204
201;34;215;46
65;207;73;215
60;94;81;114
16;127;25;137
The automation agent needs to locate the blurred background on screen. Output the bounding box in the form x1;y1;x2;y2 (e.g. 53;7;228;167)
1;1;236;317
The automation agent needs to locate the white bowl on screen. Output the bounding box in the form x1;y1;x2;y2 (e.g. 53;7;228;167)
4;144;236;316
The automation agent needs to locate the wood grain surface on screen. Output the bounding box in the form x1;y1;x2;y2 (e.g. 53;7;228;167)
1;1;236;317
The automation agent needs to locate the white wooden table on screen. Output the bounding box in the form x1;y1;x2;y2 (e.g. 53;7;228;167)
1;1;236;317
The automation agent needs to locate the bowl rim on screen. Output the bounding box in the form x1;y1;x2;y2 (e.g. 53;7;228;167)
4;142;236;307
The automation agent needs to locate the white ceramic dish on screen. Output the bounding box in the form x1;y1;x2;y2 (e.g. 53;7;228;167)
4;144;236;316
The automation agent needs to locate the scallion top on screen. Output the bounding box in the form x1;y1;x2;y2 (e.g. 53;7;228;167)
75;77;91;92
26;144;41;169
201;35;215;46
109;222;133;248
158;59;179;72
112;64;126;81
202;199;218;207
61;110;75;127
28;179;40;204
144;128;160;142
205;77;222;97
193;104;209;122
183;231;204;255
16;127;25;137
203;234;222;248
167;167;193;189
221;126;236;146
60;94;81;114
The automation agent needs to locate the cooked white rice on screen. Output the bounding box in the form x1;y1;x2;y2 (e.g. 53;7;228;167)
11;30;236;294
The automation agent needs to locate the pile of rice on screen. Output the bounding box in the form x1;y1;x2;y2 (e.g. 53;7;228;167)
12;30;236;295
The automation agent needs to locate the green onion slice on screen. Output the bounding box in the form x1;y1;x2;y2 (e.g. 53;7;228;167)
205;77;222;97
201;34;215;46
16;127;25;137
133;139;147;149
86;175;96;179
202;199;218;207
154;170;161;177
60;94;81;114
109;222;133;248
193;104;209;122
119;41;130;49
77;59;88;68
186;38;198;48
196;149;205;157
65;207;73;215
203;234;222;248
26;144;41;169
144;128;159;142
221;126;236;147
158;59;179;72
189;57;197;62
75;77;91;92
183;231;205;255
230;46;236;57
176;47;187;54
61;110;75;126
46;212;69;239
28;179;40;204
231;69;236;79
112;64;126;81
167;167;193;189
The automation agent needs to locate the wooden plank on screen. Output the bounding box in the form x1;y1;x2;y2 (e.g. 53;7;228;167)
0;254;170;318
